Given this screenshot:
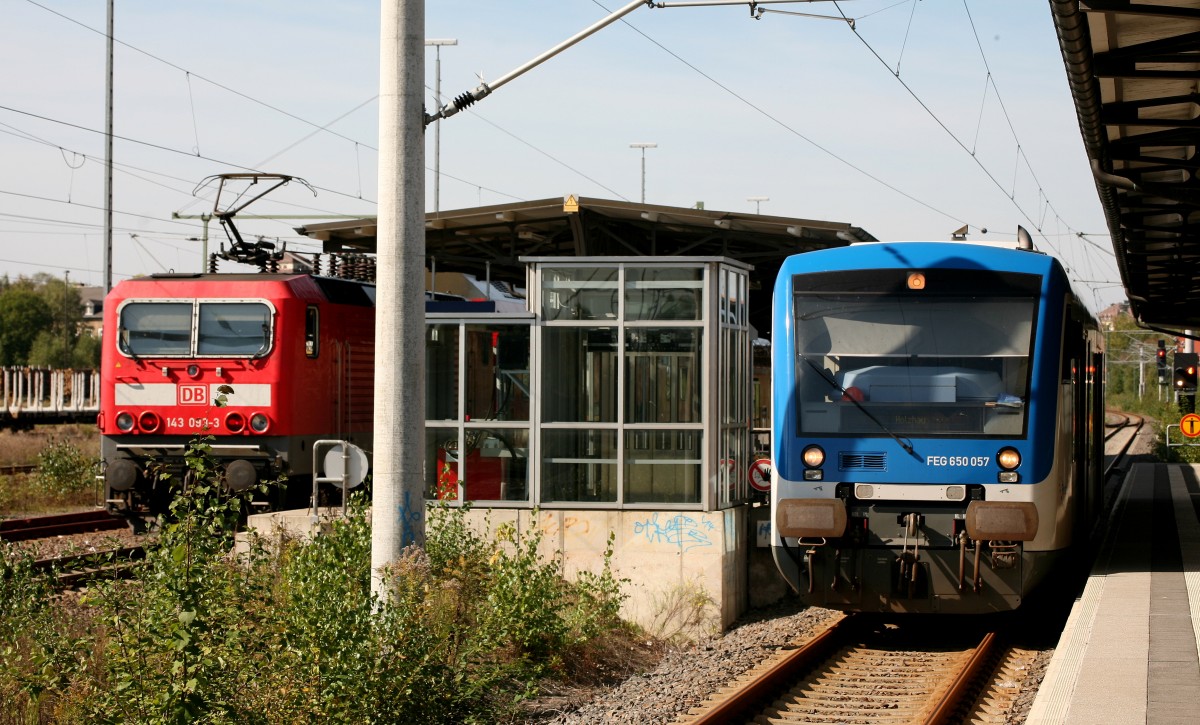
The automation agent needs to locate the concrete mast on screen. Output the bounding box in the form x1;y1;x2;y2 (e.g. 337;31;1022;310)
103;0;114;292
372;0;426;600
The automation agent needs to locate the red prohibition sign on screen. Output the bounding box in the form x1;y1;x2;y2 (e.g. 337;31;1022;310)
1182;413;1200;438
748;459;772;492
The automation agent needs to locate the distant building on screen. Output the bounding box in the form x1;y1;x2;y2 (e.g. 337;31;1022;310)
78;286;104;338
1097;301;1130;331
279;251;315;274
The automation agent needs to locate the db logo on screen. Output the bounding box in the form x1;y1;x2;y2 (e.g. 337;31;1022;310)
178;385;208;406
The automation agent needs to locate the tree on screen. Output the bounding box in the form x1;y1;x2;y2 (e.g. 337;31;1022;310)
0;283;53;366
0;274;98;368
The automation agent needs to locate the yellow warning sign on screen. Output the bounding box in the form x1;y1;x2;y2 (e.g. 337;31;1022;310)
563;194;579;213
1181;413;1200;438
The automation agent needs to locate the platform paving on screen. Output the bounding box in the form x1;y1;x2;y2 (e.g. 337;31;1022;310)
1026;463;1200;724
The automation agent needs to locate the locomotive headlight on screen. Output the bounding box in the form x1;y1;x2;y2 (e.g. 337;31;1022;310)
249;413;270;433
997;447;1021;483
116;412;135;432
187;364;200;378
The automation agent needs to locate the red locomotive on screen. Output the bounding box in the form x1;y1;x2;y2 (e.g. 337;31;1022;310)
100;271;376;514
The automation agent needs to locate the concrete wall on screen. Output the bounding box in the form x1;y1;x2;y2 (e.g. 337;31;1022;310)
240;502;789;638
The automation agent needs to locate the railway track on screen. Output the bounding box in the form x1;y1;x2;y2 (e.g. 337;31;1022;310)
32;545;147;589
0;463;37;476
1104;411;1144;479
682;615;1009;724
0;509;128;542
677;412;1149;724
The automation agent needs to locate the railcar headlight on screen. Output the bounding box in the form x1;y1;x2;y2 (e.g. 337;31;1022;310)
138;411;161;433
186;364;200;378
997;447;1021;483
116;412;135;432
802;445;825;468
225;412;246;433
997;448;1021;470
249;413;270;433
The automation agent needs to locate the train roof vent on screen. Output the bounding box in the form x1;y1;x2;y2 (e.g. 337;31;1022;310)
839;452;886;471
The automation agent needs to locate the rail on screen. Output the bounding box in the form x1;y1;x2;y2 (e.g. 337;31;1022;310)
1;367;99;428
0;510;126;542
683;616;1004;724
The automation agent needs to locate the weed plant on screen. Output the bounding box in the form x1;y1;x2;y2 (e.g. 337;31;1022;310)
0;436;629;724
0;425;101;513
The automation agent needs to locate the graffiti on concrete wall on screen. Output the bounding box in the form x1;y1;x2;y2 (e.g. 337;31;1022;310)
632;513;715;553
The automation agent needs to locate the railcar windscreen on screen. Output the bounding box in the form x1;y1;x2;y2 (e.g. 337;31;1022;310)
791;268;1038;438
118;300;274;358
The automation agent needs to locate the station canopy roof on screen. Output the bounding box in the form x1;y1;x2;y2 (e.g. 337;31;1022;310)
1052;0;1200;329
297;196;875;335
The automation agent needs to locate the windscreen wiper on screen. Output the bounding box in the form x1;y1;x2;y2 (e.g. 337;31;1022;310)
118;327;141;363
798;353;921;461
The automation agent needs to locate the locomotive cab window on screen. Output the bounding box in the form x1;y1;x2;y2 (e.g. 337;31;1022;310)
116;299;275;358
118;302;192;356
792;268;1038;438
197;303;272;356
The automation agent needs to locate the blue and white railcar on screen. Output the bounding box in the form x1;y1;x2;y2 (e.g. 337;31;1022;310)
770;241;1103;613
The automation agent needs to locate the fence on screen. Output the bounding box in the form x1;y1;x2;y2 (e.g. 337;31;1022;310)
1;367;100;428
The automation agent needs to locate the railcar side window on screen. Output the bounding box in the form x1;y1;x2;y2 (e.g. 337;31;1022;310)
118;303;192;356
197;303;272;356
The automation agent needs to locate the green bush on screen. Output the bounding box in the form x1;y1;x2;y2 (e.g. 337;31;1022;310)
34;440;99;497
0;442;630;724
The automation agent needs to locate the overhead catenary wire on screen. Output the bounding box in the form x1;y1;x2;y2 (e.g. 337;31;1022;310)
5;2;1123;303
0;103;376;206
824;0;1118;300
590;0;971;227
22;0;378;153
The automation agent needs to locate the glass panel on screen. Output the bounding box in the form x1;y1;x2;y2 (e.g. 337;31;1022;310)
541;267;618;321
624;429;701;503
197;302;271;356
624;267;702;321
720;426;749;507
722;327;733;424
624;328;700;424
793;288;1035;438
720;268;729;325
542;327;617;423
541;429;617;503
464;324;530;422
425;324;460;421
460;428;530;502
426;427;460;500
752;343;770;443
738;273;748;326
119;302;192;356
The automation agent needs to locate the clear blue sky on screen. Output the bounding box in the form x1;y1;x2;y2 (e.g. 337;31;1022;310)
0;1;1123;311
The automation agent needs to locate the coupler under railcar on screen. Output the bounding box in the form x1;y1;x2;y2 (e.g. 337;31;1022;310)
773;493;1054;614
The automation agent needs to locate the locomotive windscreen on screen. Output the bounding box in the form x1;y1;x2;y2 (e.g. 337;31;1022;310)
118;300;274;358
790;268;1039;438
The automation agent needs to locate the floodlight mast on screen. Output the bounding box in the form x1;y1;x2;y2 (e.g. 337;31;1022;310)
425;0;830;125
